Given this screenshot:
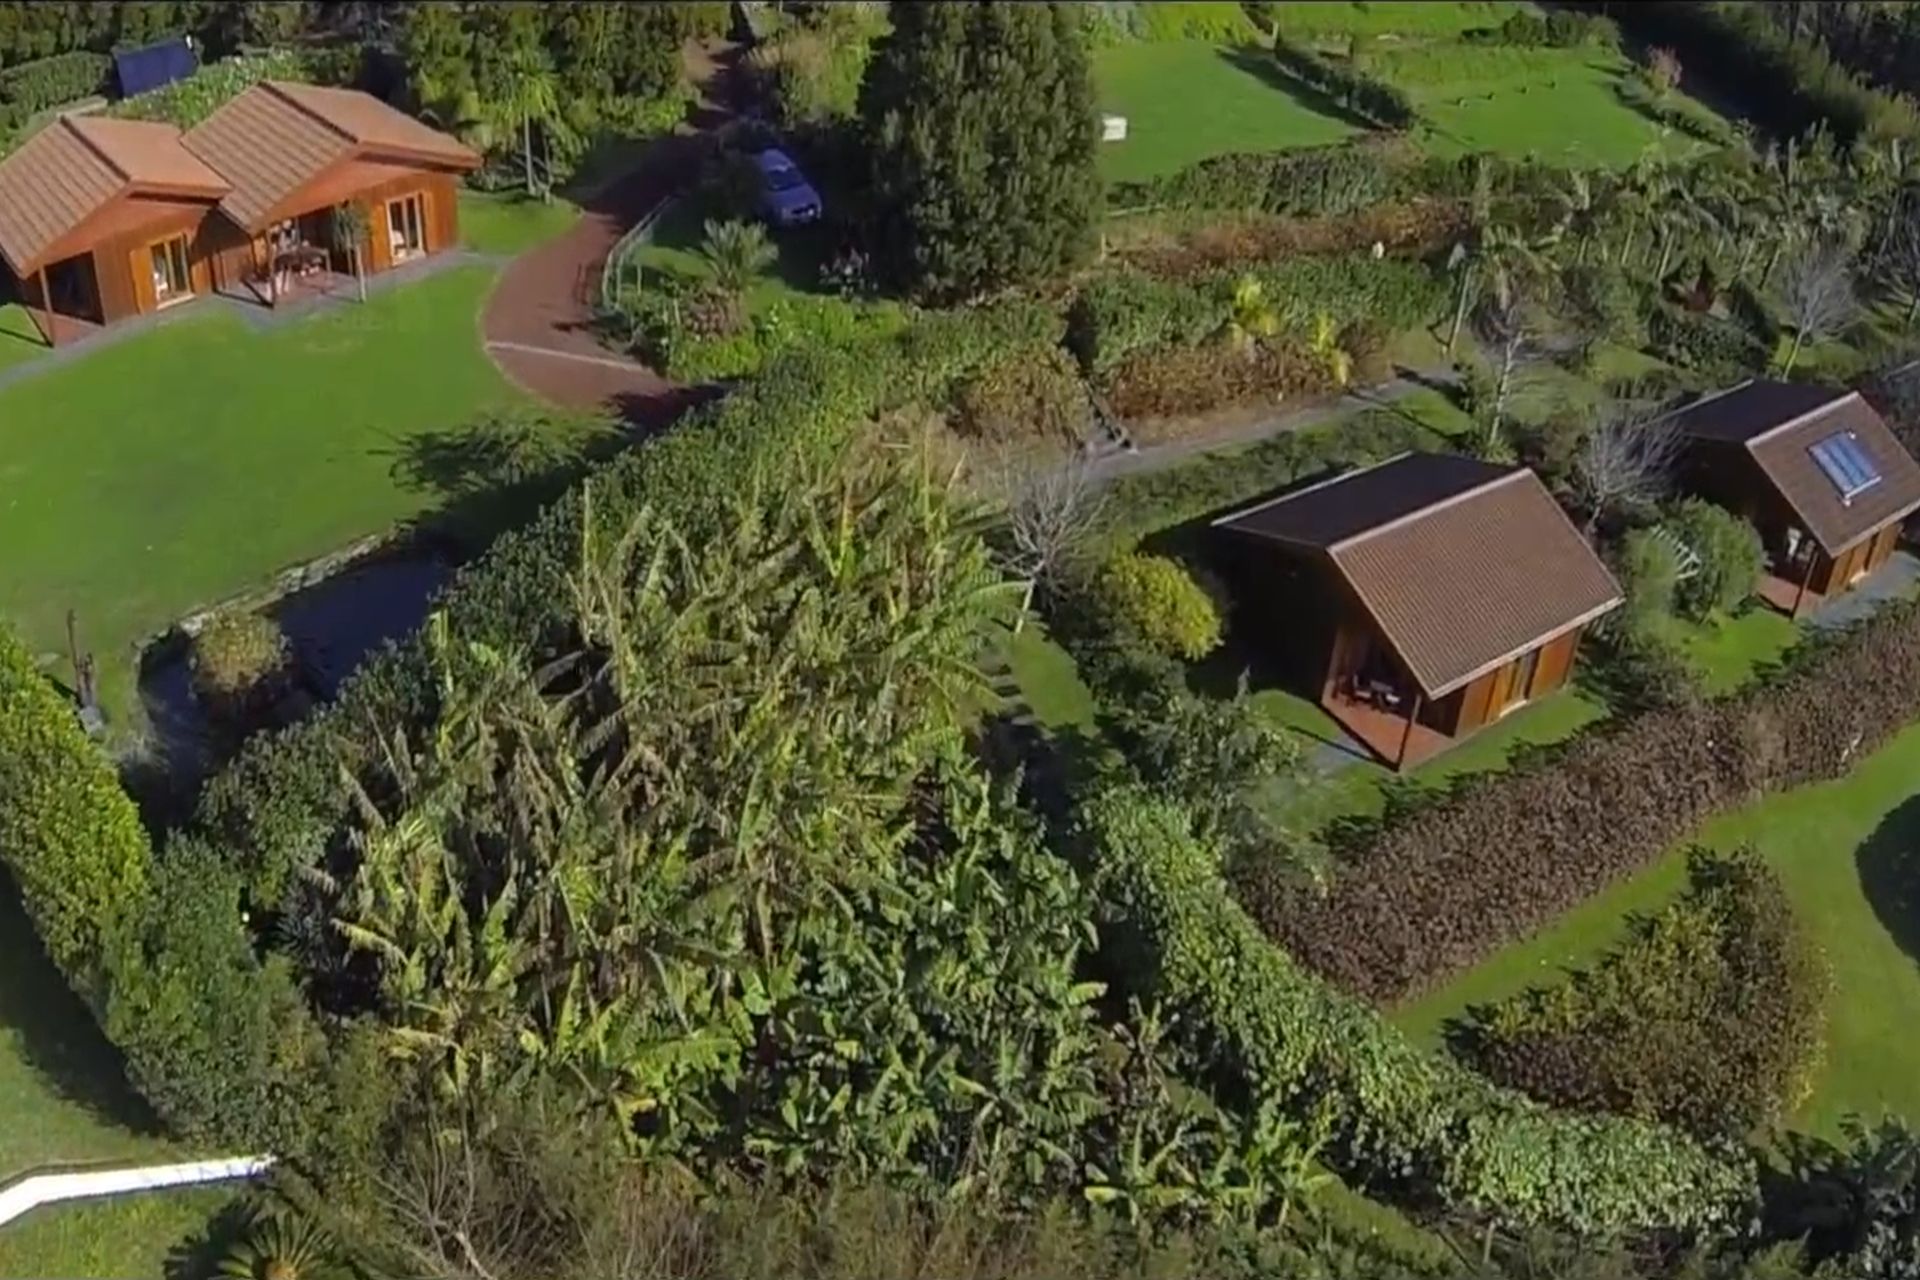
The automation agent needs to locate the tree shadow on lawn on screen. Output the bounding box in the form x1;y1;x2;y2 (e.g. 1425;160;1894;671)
1857;793;1920;970
0;873;164;1151
1215;46;1382;134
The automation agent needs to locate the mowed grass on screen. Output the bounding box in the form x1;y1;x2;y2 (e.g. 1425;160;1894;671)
1384;45;1714;166
0;265;525;717
0;880;234;1278
457;189;583;257
1093;40;1358;182
0;302;45;375
1395;718;1920;1135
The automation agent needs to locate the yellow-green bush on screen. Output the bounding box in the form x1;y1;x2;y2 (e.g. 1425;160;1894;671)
1094;552;1224;660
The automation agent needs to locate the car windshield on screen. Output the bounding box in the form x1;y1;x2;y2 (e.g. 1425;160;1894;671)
764;167;805;192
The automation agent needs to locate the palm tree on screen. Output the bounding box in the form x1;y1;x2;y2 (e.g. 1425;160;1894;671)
329;202;369;302
1445;223;1542;357
698;219;777;296
496;50;559;202
218;1213;346;1280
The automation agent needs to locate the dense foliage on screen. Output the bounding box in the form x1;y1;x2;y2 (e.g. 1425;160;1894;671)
1081;786;1750;1233
109;50;307;126
0;628;150;991
1091;552;1224;661
1592;0;1920;142
1241;596;1920;1003
0;49;109;114
1106;137;1408;216
860;0;1099;301
1667;499;1766;619
1454;848;1827;1140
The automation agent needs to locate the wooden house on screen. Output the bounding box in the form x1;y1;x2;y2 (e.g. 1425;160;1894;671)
0;81;480;346
1212;453;1622;770
1664;380;1920;618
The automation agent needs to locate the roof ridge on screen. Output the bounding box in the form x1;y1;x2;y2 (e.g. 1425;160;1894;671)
1207;451;1415;533
1329;462;1526;553
1744;386;1860;450
56;115;131;184
262;79;359;145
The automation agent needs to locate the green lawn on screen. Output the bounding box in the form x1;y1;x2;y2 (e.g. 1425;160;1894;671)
457;190;583;257
1270;0;1524;39
0;265;527;718
1094;39;1359;183
0;880;232;1278
1667;607;1801;696
1396;718;1920;1134
0;302;45;375
622;193;833;305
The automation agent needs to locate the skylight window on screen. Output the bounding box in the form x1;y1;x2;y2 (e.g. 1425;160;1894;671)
1809;431;1882;503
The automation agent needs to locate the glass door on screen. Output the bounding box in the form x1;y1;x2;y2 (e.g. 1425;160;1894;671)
387;192;426;262
150;234;192;305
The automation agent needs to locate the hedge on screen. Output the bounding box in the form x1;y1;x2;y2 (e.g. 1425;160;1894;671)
1106;137;1407;217
1269;34;1416;130
1242;597;1920;1004
1082;786;1751;1233
0;49;110;113
0;628;150;992
1454;847;1826;1141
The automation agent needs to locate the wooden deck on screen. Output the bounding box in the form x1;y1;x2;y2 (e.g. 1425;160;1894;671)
1321;692;1454;770
1758;570;1815;616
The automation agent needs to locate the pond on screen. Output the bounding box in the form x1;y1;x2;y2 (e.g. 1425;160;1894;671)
137;546;455;802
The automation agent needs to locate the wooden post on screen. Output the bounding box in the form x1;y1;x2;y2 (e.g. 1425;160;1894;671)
1792;542;1818;617
37;264;55;348
1396;690;1424;770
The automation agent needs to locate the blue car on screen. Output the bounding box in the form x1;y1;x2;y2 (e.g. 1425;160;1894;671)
754;148;823;227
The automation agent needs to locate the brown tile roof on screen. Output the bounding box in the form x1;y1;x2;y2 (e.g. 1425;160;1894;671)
1668;379;1920;556
1215;453;1622;697
183;82;477;231
0;115;224;275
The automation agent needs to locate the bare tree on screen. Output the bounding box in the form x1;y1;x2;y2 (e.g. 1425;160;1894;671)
1779;240;1859;374
1571;410;1685;533
991;446;1108;630
1472;284;1542;451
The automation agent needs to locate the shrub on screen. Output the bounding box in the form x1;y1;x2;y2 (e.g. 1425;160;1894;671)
0;50;110;114
1647;304;1770;382
1455;847;1826;1140
1067;271;1222;374
1464;11;1617;49
1560;262;1643;352
1102;336;1332;422
1666;499;1765;619
1093;552;1223;660
0;627;151;993
1107;137;1406;217
1617;526;1682;634
110;51;307;127
1240;595;1920;1004
953;346;1091;446
191;610;291;717
1269;34;1417;129
1136;1;1259;43
1083;787;1750;1233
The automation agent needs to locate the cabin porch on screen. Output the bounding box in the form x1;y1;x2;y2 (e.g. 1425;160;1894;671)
1319;679;1455;771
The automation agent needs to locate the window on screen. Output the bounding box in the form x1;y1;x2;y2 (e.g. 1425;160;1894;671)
387;192;425;262
149;234;191;304
1501;646;1542;714
1809;431;1882;503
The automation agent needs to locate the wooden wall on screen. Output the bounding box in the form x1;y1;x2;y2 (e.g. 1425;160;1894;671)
1812;521;1901;598
1451;626;1583;736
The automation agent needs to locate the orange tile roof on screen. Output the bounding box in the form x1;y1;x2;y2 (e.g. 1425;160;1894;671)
0;114;226;276
1215;454;1623;697
183;81;477;231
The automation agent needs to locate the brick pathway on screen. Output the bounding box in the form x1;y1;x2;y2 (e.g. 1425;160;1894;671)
481;45;737;427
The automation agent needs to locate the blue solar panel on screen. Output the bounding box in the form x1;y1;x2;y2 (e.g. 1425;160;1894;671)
113;38;197;99
1809;431;1882;502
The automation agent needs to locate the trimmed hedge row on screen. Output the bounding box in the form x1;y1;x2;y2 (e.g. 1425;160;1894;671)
1082;786;1751;1233
1107;137;1407;217
1270;34;1416;130
1241;597;1920;1004
1455;847;1827;1141
0;50;110;113
0;629;149;993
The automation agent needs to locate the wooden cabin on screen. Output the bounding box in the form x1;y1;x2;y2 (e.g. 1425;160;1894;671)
0;81;479;346
1212;453;1622;770
1664;380;1920;618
